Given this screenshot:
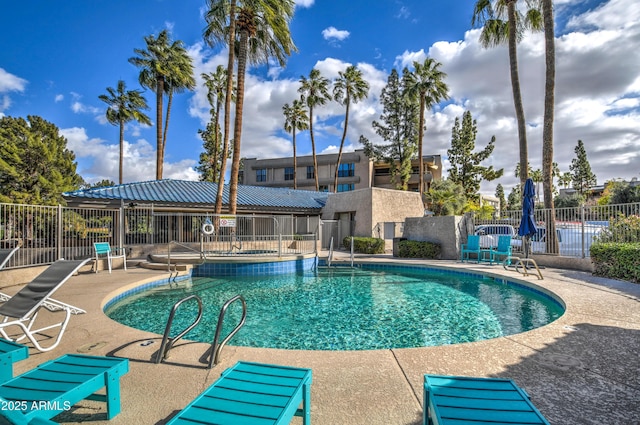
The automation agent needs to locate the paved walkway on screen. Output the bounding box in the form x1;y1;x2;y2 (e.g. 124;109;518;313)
2;255;639;424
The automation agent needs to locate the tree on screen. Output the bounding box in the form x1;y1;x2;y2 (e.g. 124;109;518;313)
495;183;506;217
129;29;194;180
507;184;521;211
282;99;308;189
196;121;226;182
99;80;151;184
542;0;558;255
204;0;237;215
299;68;331;191
447;110;504;200
609;182;640;205
530;168;542;202
198;66;229;183
0;116;81;205
404;57;449;196
332;65;369;192
558;171;572;188
424;179;467;216
472;0;543;185
360;68;419;190
235;1;297;213
569;139;597;195
161;40;196;161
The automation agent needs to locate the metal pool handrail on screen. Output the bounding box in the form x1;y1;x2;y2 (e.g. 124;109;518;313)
155;294;203;364
208;294;247;368
168;240;207;281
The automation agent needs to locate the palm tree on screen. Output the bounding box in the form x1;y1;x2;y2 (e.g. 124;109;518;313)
99;80;151;184
202;65;229;184
404;58;449;197
299;68;331;191
559;172;572;189
472;0;542;185
204;0;237;215
530;168;543;202
161;40;195;161
129;29;194;180
206;0;297;214
332;65;369;192
542;0;558;254
282;99;309;189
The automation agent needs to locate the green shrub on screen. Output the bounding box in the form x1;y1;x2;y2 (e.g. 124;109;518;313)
591;242;640;284
397;240;441;259
596;214;640;243
342;236;385;254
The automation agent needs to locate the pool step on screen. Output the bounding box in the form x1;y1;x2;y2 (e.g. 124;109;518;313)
139;261;190;272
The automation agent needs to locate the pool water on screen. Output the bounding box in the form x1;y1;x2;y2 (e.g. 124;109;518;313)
105;267;564;350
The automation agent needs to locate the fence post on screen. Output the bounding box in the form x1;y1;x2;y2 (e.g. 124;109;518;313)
57;204;63;260
119;201;125;249
580;204;586;258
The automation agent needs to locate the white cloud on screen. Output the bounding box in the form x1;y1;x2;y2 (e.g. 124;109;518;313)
61;126;198;184
0;68;27;93
54;94;64;102
295;0;314;7
0;68;27;114
322;27;350;42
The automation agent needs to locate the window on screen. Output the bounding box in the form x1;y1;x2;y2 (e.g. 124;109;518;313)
284;167;294;181
306;166;315;179
319;185;329;192
256;168;267;182
337;163;355;177
337;183;354;192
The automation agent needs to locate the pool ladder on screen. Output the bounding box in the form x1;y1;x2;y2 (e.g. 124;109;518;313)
155;294;247;368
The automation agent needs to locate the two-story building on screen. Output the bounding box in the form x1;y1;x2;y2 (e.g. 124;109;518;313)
241;149;442;193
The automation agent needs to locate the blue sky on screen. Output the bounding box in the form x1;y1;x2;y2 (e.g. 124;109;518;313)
1;0;639;195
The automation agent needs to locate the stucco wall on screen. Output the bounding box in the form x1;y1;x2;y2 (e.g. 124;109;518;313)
322;188;424;238
403;215;469;260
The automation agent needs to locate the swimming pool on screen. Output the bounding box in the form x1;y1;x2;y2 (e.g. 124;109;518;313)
104;265;564;350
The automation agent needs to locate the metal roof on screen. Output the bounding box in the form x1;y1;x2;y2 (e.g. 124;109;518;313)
63;179;329;212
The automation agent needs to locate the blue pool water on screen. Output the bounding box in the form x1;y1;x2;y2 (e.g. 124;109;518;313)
105;266;564;350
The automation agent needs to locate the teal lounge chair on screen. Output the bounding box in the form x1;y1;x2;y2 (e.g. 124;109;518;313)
423;374;550;425
0;338;28;382
0;354;129;424
491;235;513;265
0;259;90;352
167;361;312;425
460;235;481;263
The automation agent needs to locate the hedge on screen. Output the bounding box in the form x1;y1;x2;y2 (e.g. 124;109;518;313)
590;242;640;284
342;237;385;254
397;240;441;259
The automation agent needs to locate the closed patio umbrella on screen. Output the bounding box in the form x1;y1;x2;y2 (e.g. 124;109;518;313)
518;178;537;257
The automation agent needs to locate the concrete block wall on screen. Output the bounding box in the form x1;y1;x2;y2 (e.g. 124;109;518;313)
402;215;470;260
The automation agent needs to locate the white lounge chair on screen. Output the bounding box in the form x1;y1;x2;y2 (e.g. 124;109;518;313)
0;258;90;352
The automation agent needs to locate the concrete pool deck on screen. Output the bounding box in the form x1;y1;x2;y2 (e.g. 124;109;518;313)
1;254;639;425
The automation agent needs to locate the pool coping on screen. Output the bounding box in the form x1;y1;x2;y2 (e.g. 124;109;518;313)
1;254;639;424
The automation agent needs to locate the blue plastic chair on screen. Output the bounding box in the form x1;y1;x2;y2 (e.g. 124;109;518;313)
93;242;127;273
460;235;481;263
0;354;129;424
491;235;513;264
167;361;312;425
424;374;550;425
